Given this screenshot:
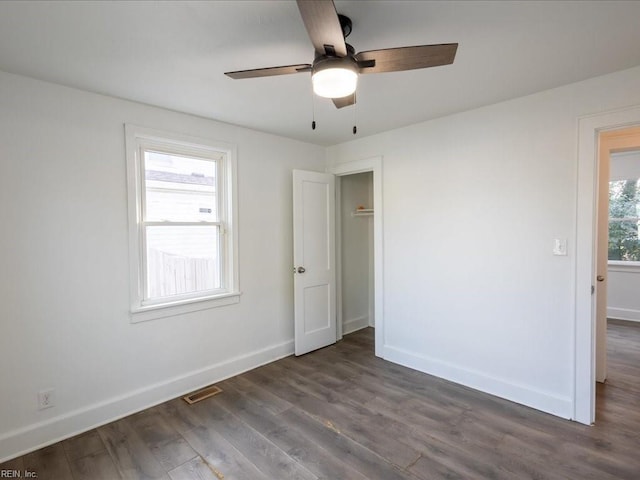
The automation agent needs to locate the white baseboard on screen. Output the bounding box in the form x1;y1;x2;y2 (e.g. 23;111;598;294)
0;340;294;463
607;307;640;322
343;315;369;335
382;344;573;420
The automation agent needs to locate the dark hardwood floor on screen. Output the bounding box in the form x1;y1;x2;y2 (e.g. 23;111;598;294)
2;322;640;479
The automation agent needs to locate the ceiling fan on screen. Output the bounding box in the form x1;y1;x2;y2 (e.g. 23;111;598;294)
225;0;457;111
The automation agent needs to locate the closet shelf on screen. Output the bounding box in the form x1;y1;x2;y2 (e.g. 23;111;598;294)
351;208;374;217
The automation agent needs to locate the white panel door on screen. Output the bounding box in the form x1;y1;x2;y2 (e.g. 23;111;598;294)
293;170;336;355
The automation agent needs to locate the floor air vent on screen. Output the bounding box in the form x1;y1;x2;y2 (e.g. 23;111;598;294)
183;385;223;404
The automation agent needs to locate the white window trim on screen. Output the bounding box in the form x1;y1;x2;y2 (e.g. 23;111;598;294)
608;260;640;271
125;124;239;323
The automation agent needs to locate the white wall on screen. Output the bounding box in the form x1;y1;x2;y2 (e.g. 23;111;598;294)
340;172;374;333
0;70;326;461
327;65;640;420
3;61;640;462
607;150;640;322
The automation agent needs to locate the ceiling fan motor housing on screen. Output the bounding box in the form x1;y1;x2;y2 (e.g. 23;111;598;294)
313;56;358;73
313;44;357;72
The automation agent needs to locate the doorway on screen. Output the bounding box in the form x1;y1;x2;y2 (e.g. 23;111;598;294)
575;107;640;425
338;171;374;337
595;129;640;386
331;157;384;358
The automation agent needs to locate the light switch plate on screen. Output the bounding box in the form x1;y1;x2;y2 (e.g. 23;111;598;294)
553;238;568;256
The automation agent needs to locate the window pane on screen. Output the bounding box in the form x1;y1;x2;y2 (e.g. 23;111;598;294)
146;226;221;299
609;178;640;261
144;151;217;222
608;219;640;261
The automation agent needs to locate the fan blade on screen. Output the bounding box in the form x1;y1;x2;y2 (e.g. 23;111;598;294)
332;93;356;109
296;0;347;57
225;64;312;79
356;43;458;74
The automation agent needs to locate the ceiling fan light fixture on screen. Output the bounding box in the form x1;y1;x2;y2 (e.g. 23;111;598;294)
312;65;358;98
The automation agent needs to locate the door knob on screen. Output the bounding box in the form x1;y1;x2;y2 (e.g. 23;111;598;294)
297;266;306;274
597;275;605;282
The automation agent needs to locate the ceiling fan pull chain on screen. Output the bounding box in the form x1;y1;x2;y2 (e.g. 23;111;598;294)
353;92;357;135
312;98;316;130
311;82;317;130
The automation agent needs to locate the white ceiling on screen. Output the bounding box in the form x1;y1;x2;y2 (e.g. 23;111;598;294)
1;1;640;146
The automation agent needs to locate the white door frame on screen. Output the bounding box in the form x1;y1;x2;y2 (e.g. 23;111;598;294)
330;157;384;358
575;105;640;425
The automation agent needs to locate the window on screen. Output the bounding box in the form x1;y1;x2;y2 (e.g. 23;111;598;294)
608;178;640;262
126;125;238;322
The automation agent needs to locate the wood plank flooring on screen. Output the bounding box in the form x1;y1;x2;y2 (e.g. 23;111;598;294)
2;321;640;479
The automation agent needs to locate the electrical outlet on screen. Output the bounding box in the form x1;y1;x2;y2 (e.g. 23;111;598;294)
38;389;55;410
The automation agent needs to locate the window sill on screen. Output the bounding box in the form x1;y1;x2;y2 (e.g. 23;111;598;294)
608;261;640;273
130;292;241;323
